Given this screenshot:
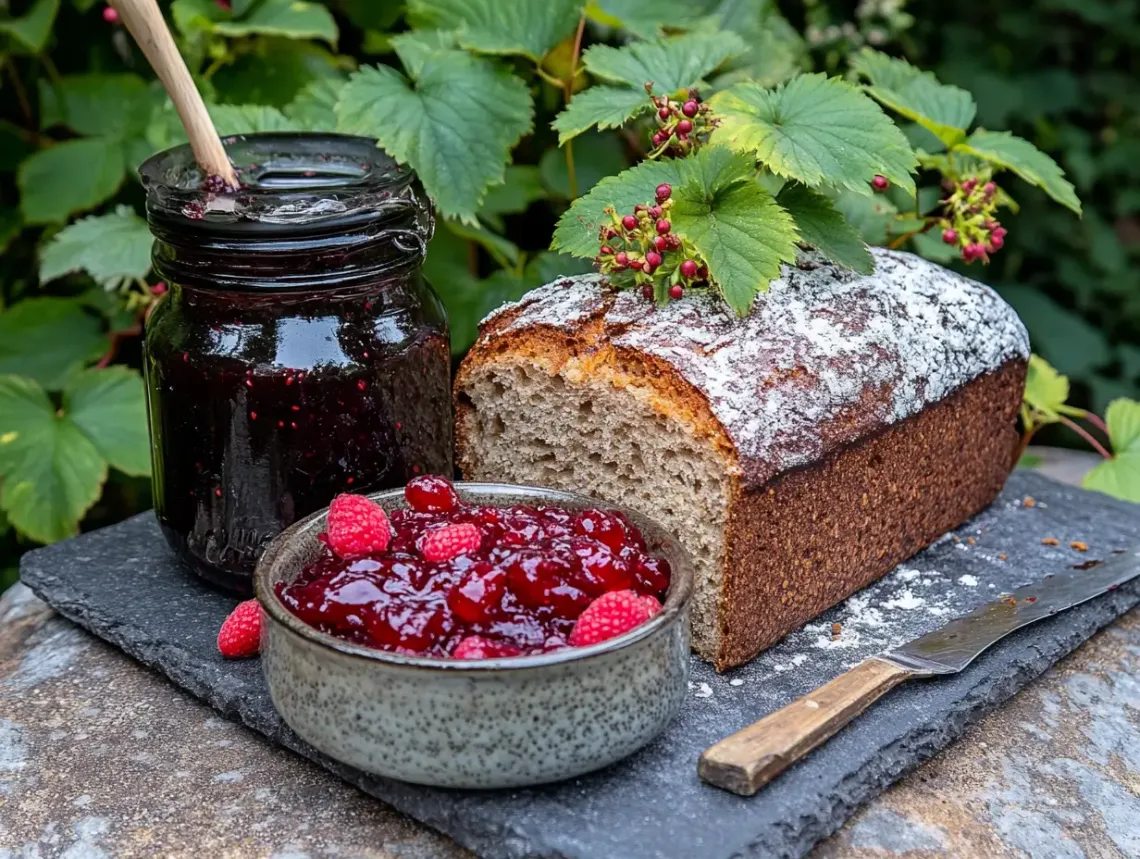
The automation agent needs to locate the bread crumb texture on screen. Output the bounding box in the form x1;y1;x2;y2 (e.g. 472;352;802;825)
456;249;1028;668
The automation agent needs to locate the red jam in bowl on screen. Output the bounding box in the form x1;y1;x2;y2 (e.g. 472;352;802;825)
275;477;672;658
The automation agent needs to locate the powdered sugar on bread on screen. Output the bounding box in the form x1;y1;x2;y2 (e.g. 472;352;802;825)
482;248;1028;488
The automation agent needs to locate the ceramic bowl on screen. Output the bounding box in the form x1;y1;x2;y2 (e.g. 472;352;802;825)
254;482;693;789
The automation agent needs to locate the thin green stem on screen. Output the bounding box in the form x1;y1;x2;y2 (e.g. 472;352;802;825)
1057;414;1113;459
535;66;565;89
5;58;34;130
39;53;62;84
559;14;587;201
564;140;578;200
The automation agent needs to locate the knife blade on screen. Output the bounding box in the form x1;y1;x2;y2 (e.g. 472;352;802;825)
699;547;1140;796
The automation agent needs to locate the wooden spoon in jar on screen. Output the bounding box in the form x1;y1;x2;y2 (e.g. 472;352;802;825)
110;0;239;189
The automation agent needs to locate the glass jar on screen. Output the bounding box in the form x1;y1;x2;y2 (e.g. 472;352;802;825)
140;134;453;593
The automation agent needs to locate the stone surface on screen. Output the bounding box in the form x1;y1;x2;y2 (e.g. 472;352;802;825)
15;470;1140;859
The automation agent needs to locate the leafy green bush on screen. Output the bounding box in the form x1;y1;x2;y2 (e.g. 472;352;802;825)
0;0;1134;593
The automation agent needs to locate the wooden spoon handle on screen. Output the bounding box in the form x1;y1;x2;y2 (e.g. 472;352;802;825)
698;657;913;796
110;0;239;188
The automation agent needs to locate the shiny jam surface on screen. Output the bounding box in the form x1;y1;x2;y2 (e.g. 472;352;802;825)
276;497;672;658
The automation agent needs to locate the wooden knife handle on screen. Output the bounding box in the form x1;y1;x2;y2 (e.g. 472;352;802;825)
698;657;913;796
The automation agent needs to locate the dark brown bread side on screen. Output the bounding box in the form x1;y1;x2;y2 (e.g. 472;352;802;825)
716;359;1025;670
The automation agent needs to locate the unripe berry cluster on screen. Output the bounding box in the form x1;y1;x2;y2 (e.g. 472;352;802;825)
938;176;1007;265
645;84;718;157
593;183;711;304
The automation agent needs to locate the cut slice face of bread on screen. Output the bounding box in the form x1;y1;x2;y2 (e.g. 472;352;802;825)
455;250;1030;670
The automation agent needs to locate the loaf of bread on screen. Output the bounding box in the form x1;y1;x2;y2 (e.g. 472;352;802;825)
455;249;1029;670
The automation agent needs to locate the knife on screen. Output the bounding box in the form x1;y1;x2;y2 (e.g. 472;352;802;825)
698;547;1140;796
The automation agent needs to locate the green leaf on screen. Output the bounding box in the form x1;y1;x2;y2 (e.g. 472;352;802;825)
0;0;59;53
408;0;582;62
64;367;150;477
213;0;338;44
0;298;106;389
710;8;805;90
390;29;458;78
212;39;345;107
443;218;520;269
1082;399;1140;503
954;130;1081;215
850;49;976;148
479;165;546;216
711;74;917;196
998;286;1109;378
147;103;297;151
539;130;628;199
670;147;799;314
776;184;872;273
38;74;154;139
39;206;153;290
285;78;343;131
827;187;897;245
1022;353;1070;421
18;139;126;224
552;157;683;257
587;0;712;37
552;86;651;144
582;32;745;93
0;376;106;544
336;54;533;224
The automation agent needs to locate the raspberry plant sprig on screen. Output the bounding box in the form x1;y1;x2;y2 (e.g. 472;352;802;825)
938;176;1008;264
646;85;718;158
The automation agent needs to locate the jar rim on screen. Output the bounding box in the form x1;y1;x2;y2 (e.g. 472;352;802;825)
139;132;427;240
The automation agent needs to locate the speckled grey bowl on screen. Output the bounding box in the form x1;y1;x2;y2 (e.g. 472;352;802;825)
254;482;693;789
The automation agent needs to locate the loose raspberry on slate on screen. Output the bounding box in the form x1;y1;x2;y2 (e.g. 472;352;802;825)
404;474;460;513
218;599;262;658
419;522;481;562
327;493;391;557
452;635;521;659
568;589;659;647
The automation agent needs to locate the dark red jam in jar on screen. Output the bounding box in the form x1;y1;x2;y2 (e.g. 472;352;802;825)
140;134;452;593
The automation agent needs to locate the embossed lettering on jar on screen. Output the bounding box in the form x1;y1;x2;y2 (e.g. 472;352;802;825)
140;134;453;593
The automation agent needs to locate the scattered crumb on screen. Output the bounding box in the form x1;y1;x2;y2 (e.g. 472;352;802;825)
988;583;996;589
952;536;961;543
998;553;1008;560
967;537;977;546
1024;496;1036;508
831;622;843;640
729;678;744;687
690;682;713;698
958;574;979;587
1070;541;1088;552
1042;537;1060;546
1001;595;1018;607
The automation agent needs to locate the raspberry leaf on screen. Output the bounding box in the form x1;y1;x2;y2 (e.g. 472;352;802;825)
39;74;156;140
582;33;747;94
0;298;105;389
40;206;153;291
1082;398;1140;503
479;165;548;218
407;0;583;62
284;78;343;131
0;0;58;53
552;86;652;144
0;375;107;544
710;74;917;196
551;158;683;257
146;103;296;152
954;130;1081;215
776;184;873;274
64;366;150;477
670;148;799;315
212;0;338;44
336;54;533;224
850;49;976;149
1022;354;1071;423
586;0;712;38
18;138;126;224
390;30;459;78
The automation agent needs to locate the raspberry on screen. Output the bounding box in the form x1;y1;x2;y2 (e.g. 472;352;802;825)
568;589;660;647
202;174;231;195
669;284;684;299
871;174;889;191
655;183;672;202
102;5;119;23
644;251;662;270
404;474;460;512
677;119;693;135
942;228;958;245
654;236;668;251
217;599;261;658
658;107;671;120
452;635;521;659
418;522;481;562
327;494;391;557
679;259;697;279
448;563;506;623
622;214;638;231
638;594;663;615
681;100;699;117
655;218;671;235
652;132;666;148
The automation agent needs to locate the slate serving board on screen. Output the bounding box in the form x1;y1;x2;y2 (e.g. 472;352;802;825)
19;471;1140;859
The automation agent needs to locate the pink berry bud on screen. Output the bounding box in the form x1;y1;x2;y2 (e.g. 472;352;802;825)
103;5;119;22
600;245;613;255
655;183;672;202
993;226;1007;239
614;252;629;267
989;234;1004;250
647;205;661;219
697;265;708;280
871;174;888;191
682;100;699;117
665;235;681;250
605;227;618;239
622;215;638;231
961;178;978;193
654;236;667;251
641;285;654;299
669;284;684;299
655;218;671;236
627;258;642;272
658;107;671;120
679;259;698;279
677;119;693;135
983;181;996;196
942;228;958;245
652;132;665;148
645;251;662;269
